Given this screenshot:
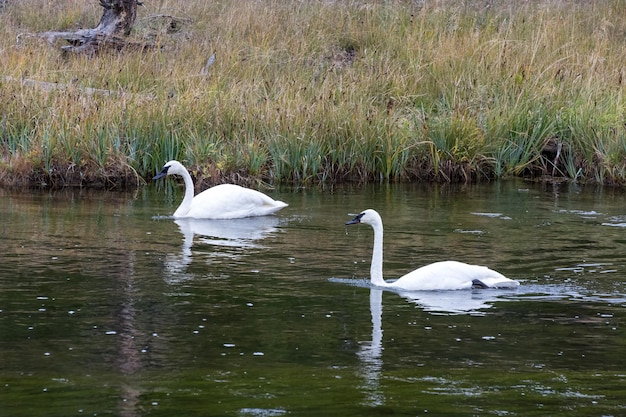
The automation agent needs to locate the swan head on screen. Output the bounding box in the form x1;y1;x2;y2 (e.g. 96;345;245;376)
153;160;186;180
346;209;382;227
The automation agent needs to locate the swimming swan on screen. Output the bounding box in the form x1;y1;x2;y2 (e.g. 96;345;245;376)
153;160;288;219
346;209;520;291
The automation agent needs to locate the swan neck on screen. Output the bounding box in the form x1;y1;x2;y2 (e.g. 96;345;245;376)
173;167;195;217
370;221;388;287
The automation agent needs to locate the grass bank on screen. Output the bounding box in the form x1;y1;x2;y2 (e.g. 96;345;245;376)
1;0;626;189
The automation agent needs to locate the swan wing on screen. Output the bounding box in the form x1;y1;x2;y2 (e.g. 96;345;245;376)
472;274;520;289
392;260;518;291
185;184;288;219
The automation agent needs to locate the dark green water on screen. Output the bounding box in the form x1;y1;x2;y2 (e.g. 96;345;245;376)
1;181;625;416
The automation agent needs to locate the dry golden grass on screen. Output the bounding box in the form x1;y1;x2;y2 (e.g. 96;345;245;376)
1;0;626;188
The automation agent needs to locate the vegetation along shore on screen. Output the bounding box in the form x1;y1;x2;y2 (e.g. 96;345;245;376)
1;0;626;189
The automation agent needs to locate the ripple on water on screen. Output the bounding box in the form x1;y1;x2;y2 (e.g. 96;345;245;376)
329;276;626;315
151;215;175;220
556;209;603;218
239;408;287;417
453;229;485;235
601;222;626;228
470;212;513;220
507;282;626;305
328;277;371;288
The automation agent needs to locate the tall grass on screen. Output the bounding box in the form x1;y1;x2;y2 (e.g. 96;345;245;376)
1;0;626;188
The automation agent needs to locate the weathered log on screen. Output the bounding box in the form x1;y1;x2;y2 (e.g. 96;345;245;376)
95;0;140;37
18;0;152;55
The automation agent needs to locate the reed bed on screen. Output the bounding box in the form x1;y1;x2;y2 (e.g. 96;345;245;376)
1;0;626;188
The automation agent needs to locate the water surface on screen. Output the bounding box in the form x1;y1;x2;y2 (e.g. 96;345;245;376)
1;181;625;416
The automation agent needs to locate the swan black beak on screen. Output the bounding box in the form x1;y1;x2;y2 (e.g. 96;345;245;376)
346;212;364;225
153;165;169;180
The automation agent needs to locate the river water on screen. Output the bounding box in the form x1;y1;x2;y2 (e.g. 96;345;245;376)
1;180;625;416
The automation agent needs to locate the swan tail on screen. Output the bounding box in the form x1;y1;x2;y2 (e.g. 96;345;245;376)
261;201;288;215
471;279;489;289
473;276;520;289
268;200;288;209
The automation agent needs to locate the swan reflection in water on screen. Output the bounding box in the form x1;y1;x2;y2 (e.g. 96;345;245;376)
163;216;282;282
354;284;517;406
395;287;516;315
358;288;385;406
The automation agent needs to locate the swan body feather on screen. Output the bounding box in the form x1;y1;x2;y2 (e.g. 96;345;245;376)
346;209;519;291
154;160;288;219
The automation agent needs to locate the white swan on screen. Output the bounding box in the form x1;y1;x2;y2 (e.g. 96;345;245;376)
346;209;520;291
153;160;288;219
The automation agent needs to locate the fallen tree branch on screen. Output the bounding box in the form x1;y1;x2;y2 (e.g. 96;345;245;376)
2;75;155;100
